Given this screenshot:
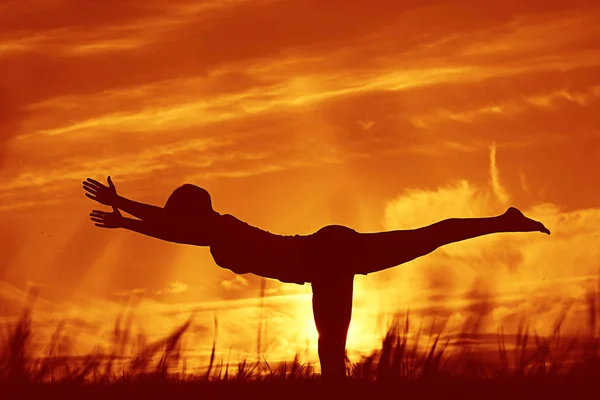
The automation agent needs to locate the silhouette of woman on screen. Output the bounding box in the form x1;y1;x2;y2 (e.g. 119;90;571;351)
83;177;550;381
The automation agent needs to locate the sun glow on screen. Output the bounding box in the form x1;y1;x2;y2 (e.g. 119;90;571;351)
1;0;599;377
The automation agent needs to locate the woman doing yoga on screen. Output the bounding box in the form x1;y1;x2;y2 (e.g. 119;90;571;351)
83;177;551;381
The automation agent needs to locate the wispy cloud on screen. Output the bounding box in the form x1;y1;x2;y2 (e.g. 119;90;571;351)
489;143;510;205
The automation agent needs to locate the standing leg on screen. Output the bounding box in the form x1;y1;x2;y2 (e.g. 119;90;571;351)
311;274;354;382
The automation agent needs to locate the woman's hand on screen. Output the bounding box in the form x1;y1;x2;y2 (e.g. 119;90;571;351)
90;208;124;229
83;176;118;206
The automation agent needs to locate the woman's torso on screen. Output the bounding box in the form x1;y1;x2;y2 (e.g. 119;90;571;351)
209;214;310;284
209;215;362;284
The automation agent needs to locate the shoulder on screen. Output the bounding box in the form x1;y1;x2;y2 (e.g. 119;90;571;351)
216;214;254;234
219;213;244;226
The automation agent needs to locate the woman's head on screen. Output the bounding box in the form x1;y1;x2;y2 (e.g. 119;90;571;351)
164;184;215;217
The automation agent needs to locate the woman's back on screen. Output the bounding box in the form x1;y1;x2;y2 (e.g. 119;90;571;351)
209;214;310;284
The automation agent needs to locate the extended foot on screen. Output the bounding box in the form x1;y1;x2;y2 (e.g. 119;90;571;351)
503;207;551;235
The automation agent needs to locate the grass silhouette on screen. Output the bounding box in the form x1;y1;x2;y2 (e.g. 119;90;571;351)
1;285;600;399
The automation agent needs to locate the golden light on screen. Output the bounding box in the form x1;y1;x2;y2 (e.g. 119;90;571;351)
0;0;599;378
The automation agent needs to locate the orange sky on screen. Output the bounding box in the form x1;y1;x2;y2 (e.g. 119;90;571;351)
1;0;600;372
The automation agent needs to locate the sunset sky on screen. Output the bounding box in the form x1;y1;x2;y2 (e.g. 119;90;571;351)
1;0;599;371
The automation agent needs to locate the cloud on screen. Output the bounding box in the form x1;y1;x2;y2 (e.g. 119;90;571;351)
221;275;249;290
519;172;531;194
489;143;510;205
358;119;375;131
153;281;189;295
0;84;29;167
373;172;600;341
0;0;598;216
383;179;495;230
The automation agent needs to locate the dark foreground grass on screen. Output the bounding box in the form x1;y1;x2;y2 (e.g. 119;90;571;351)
1;287;599;399
4;376;600;400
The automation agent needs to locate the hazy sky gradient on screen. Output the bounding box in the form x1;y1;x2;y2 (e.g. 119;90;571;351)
1;0;599;370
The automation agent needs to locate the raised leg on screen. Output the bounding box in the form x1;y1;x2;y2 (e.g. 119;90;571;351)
352;207;550;275
311;274;354;382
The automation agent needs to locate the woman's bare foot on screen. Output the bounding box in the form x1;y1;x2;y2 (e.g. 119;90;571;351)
503;207;551;235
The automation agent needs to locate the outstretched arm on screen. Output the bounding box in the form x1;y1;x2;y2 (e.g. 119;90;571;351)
84;178;216;245
114;195;165;222
90;209;214;246
83;177;169;223
83;176;185;222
